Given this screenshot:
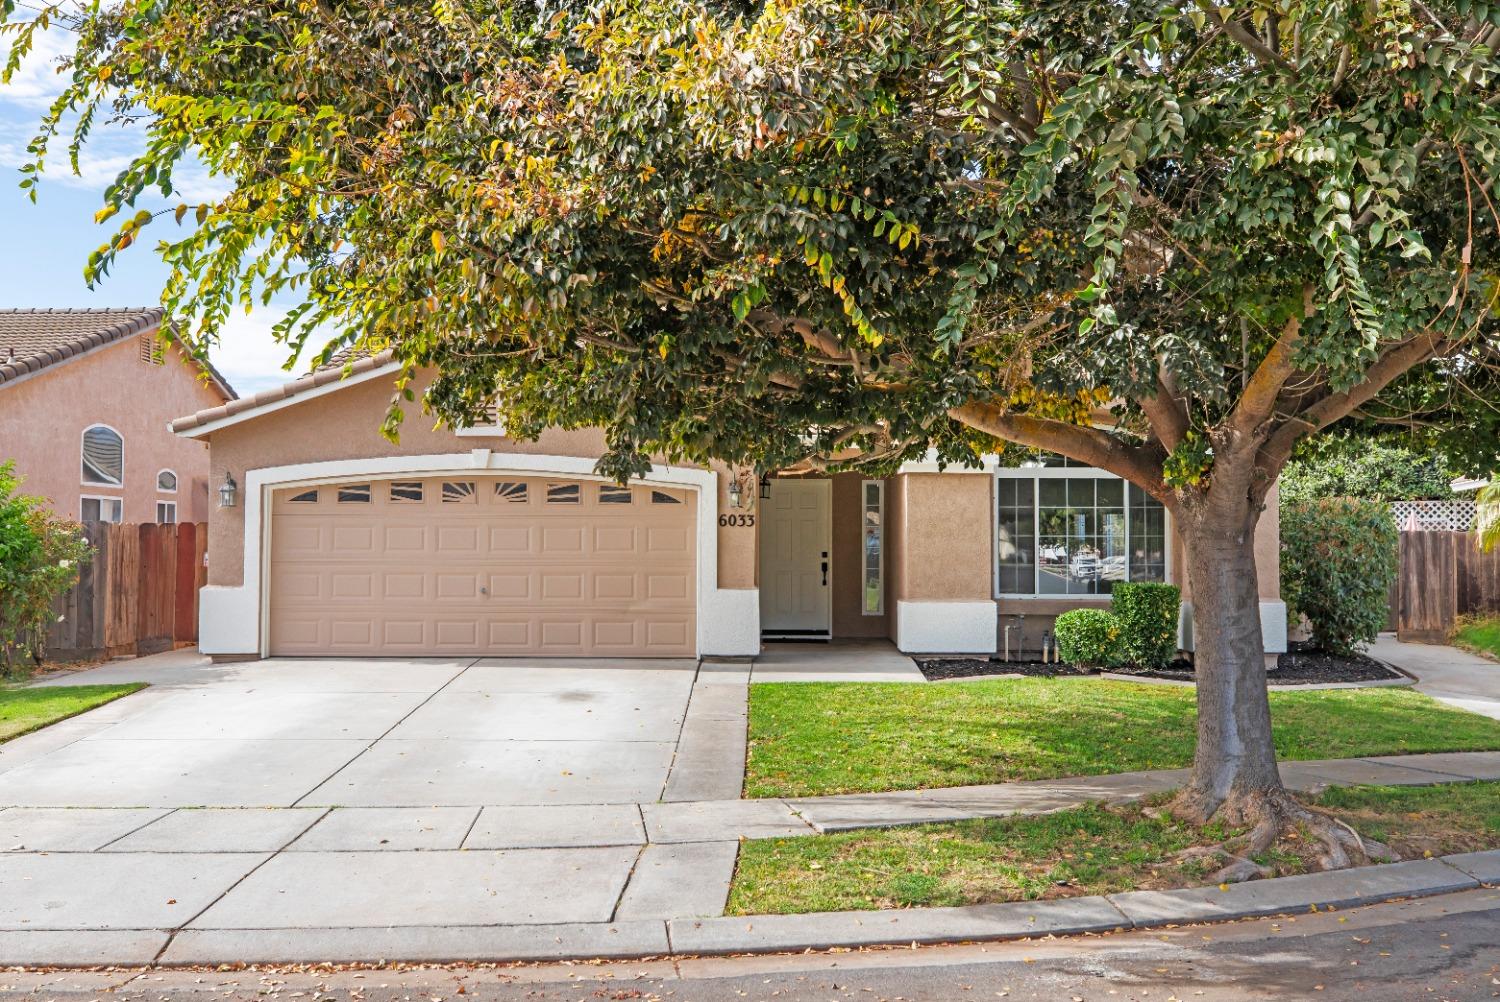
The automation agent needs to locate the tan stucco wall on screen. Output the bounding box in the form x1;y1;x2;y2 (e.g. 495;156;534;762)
891;472;994;602
829;472;891;639
0;337;226;524
201;369;755;590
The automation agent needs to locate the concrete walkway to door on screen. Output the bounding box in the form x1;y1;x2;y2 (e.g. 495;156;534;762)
0;649;755;966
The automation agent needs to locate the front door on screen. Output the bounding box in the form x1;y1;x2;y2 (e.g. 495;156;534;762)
759;478;832;637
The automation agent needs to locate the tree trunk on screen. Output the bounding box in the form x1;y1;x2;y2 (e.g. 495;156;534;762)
1174;500;1286;825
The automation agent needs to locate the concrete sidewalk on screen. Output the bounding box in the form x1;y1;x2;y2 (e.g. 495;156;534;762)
4;747;1499;969
4;847;1496;966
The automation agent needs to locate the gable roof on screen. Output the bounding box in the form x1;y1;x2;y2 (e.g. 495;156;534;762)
0;307;237;400
170;347;397;438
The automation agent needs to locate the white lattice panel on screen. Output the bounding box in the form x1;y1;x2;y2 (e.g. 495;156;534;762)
1391;499;1477;532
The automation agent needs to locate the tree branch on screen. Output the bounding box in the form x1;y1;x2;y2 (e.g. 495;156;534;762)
1190;1;1297;75
1136;369;1191;453
950;400;1169;502
1230;311;1304;441
1256;329;1451;474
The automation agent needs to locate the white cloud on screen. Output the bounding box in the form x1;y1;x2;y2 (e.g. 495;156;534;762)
0;27;75;110
205;306;335;397
1;28;231;200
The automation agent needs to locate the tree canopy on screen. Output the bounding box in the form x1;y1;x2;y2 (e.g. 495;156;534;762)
1279;434;1457;502
9;0;1498;489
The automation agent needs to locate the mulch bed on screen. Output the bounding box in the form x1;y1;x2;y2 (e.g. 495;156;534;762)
915;641;1406;685
916;658;1097;680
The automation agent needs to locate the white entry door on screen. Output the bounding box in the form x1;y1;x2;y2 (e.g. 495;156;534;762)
759;478;832;637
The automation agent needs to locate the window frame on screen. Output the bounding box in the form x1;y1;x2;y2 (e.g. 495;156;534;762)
861;479;884;616
157;469;178;493
992;464;1172;599
80;423;125;488
80;494;123;524
156;500;178;524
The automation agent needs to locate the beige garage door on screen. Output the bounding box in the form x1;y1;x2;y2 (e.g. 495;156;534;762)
267;476;697;657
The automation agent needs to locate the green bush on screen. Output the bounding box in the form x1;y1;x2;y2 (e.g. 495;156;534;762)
1054;609;1121;669
1280;438;1454;503
1280;497;1398;657
1110;582;1182;669
0;462;93;677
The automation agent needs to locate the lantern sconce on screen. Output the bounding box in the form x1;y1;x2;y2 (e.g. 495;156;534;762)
218;472;238;508
759;471;772;500
727;467;758;510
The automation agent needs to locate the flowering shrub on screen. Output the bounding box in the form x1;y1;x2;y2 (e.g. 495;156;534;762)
0;462;93;676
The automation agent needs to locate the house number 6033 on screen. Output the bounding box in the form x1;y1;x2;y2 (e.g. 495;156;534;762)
718;514;756;527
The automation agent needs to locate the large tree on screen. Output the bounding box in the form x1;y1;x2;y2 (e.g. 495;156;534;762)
8;0;1499;875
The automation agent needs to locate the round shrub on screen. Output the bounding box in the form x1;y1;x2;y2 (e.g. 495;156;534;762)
1110;582;1182;669
1280;497;1398;657
1054;608;1121;668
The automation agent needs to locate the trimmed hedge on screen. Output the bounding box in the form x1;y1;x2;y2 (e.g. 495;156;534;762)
1281;497;1398;656
1054;609;1121;668
1111;582;1181;669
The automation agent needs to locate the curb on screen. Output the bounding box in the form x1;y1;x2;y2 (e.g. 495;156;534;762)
4;851;1498;968
668;852;1496;957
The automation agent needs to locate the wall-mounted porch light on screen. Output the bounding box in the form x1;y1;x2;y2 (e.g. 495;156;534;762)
728;467;758;510
218;472;238;508
759;472;772;500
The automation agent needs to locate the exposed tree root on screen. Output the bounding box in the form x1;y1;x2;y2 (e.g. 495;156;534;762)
1169;786;1399;884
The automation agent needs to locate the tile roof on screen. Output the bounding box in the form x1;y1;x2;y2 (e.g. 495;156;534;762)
0;307;237;400
170;347;396;435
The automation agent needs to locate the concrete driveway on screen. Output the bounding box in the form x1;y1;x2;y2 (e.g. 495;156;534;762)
0;650;752;965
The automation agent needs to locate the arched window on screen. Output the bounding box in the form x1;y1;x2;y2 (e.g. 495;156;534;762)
157;469;178;492
81;425;124;487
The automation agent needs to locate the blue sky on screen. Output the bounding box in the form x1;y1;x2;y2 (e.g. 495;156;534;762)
0;26;317;396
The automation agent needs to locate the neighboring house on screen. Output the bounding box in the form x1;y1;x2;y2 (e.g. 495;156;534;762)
171;354;1283;661
0;308;236;525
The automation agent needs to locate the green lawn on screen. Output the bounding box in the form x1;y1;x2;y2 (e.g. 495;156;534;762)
0;684;147;743
746;678;1500;798
1455;616;1500;660
728;781;1500;915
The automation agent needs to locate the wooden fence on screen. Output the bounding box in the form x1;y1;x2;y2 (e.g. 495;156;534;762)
1396;530;1500;643
46;522;207;661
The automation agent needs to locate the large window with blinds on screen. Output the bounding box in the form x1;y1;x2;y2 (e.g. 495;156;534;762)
995;456;1169;597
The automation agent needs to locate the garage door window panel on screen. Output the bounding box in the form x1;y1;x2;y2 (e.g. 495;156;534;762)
495;482;528;502
442;481;476;503
599;485;632;504
390;482;424;503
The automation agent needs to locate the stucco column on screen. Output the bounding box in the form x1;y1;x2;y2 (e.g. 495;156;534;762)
890;472;999;653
